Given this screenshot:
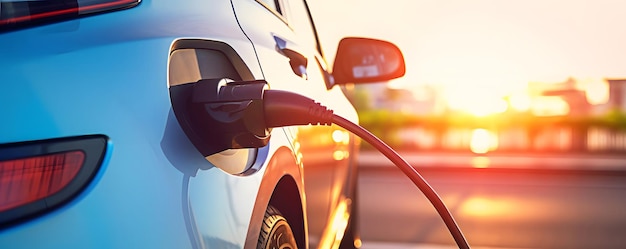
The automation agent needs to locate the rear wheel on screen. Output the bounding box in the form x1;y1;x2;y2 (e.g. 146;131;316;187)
258;205;298;249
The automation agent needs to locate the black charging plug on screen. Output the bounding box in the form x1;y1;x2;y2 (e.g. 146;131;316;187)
170;78;271;156
170;78;334;156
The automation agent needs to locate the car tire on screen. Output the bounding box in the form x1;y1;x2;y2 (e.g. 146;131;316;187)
258;205;298;249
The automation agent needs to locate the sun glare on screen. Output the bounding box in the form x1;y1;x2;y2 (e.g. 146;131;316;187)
460;197;516;218
444;89;508;117
583;79;610;105
530;96;570;116
470;129;498;154
509;93;532;112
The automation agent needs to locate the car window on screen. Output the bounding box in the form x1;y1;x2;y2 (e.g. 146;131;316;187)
257;0;281;14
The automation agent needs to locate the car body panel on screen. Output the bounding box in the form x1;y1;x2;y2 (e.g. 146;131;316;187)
230;0;359;247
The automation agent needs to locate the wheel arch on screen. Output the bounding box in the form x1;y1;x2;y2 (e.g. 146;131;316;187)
243;146;307;249
269;174;306;249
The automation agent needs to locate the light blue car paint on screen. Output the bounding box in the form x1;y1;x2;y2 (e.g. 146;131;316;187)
0;0;276;248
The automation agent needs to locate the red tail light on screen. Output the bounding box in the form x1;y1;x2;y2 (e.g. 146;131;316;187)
0;0;140;32
0;151;85;212
0;135;107;226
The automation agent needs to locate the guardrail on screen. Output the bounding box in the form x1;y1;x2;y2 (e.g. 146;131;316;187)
359;115;626;154
384;125;626;153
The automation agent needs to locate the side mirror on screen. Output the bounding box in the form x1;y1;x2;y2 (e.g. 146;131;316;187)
332;37;406;85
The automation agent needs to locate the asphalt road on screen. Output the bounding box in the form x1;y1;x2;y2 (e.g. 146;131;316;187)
356;153;626;249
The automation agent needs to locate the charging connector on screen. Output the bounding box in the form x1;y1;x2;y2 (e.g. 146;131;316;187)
263;90;333;128
170;78;271;156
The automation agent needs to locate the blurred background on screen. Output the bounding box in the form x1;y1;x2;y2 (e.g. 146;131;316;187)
308;1;626;248
310;0;626;154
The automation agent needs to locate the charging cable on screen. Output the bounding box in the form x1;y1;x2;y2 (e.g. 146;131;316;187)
172;79;470;248
263;90;471;249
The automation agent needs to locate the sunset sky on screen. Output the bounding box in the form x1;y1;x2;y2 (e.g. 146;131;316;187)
310;0;626;113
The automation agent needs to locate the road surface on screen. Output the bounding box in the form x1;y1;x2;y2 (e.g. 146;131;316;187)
356;152;626;248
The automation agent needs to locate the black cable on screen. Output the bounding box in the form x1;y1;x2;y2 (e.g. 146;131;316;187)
332;114;470;249
262;90;470;249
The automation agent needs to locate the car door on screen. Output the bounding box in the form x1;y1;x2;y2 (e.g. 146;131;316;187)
230;0;358;247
